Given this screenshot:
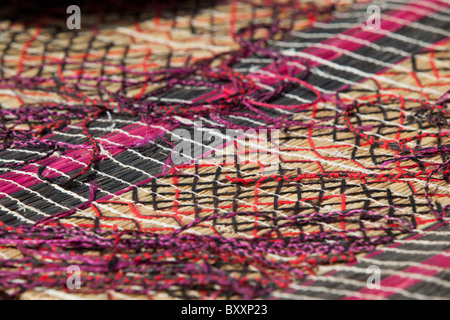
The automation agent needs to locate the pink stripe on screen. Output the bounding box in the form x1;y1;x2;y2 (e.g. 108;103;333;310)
202;0;448;102
270;226;447;300
0;121;173;198
343;249;450;300
301;0;448;66
0;1;447;200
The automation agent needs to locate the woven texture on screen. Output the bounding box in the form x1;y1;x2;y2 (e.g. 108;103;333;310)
0;0;449;300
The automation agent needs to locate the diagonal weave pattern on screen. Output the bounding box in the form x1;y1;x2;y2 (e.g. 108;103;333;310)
0;0;449;299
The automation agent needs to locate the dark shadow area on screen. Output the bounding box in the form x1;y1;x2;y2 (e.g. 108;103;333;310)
0;0;218;27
